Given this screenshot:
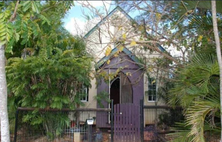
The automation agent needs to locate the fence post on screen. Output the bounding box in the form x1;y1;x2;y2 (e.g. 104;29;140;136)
140;99;144;142
111;100;114;142
88;125;92;142
14;109;19;142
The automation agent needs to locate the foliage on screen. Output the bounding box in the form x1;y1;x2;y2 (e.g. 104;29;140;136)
0;1;73;53
0;1;94;139
159;2;222;141
157;80;174;104
1;1;75;58
95;91;110;108
169;53;220;141
158;108;184;130
0;1;75;140
7;43;92;137
167;123;194;142
7;48;91;108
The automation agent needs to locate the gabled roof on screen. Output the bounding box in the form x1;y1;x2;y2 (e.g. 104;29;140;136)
84;5;166;52
95;47;142;70
84;6;133;39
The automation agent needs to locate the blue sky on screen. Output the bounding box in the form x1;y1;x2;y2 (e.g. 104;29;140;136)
63;6;86;24
62;1;114;35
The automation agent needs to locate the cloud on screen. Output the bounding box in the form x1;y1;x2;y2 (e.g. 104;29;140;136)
64;1;112;36
64;18;86;36
64;16;102;36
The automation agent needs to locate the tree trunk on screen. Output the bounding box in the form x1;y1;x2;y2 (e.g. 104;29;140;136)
211;1;222;142
0;45;10;142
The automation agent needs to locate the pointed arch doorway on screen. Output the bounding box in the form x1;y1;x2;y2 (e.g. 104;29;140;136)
110;72;133;105
110;72;141;141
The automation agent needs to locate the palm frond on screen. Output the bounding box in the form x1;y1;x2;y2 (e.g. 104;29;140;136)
186;96;220;142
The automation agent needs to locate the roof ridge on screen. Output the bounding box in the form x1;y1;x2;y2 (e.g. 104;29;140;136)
83;6;134;39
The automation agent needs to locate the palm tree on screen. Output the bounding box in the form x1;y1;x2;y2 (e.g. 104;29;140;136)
167;1;222;141
169;53;220;142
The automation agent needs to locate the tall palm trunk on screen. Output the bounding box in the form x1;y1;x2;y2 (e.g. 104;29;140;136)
211;1;222;142
0;45;10;142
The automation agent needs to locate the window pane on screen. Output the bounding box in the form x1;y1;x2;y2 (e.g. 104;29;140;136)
148;95;152;101
148;77;157;101
153;96;156;101
81;86;88;102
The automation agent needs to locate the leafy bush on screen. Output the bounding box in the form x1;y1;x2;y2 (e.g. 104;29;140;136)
158;108;184;130
6;46;92;138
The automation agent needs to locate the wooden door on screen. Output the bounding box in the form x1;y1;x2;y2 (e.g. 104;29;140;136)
119;72;133;104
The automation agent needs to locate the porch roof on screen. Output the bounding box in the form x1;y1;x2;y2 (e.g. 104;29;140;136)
95;47;143;70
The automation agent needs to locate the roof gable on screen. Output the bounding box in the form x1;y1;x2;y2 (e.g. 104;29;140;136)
84;6;134;39
84;6;166;55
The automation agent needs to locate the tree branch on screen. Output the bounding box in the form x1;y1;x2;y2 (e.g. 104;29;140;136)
138;42;181;66
9;0;20;22
211;1;222;141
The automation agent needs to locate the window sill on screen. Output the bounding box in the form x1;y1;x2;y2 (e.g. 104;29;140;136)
81;100;88;103
147;101;156;103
